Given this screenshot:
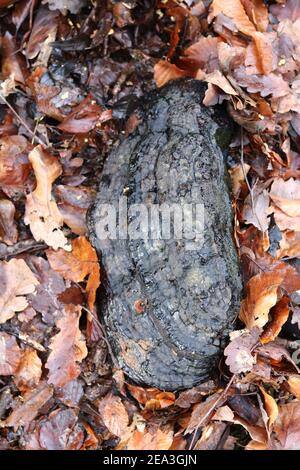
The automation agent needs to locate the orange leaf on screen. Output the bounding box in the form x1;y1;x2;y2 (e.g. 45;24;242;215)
260;296;290;344
154;60;188;88
208;0;257;37
98;393;129;438
287;376;300;400
46;305;87;388
14;350;42;392
47;236;100;312
127;427;173;450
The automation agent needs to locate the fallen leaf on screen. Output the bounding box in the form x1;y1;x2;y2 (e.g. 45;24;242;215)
154;60;188;88
260;296;290;344
47;236;100;312
240;263;300;328
5;382;53;431
0;258;39;323
259;386;278;431
287;376;300;400
224;328;261;374
194;422;231;450
24;145;70;251
127;384;175;409
184;36;222;73
0;333;22;375
43;0;86;14
14;350;42;392
205;70;238;95
98;393;129;437
1;31;28;85
26;6;59;60
185;393;224;434
270;0;300;22
269;178;300;231
208;0;257;36
38;408;84;450
46;305;87;388
242;188;270;232
0;199;18;245
57;96;112;134
270;402;300;450
126;427;173;450
0;135;31;196
241;0;268;32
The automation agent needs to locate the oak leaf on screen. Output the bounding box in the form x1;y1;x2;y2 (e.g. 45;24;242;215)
47;236;100;312
0;258;39;323
24;145;70;250
46;305;87;388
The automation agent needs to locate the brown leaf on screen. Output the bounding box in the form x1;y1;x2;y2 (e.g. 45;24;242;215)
0;258;39;323
241;0;268;32
269;178;300;231
194;422;231;450
0;135;31;196
242;188;270;232
24;145;70;250
184;36;222;73
5;382;53;431
14;350;42;392
57;96;112;134
1;32;28;85
98;393;129;437
39;408;84;450
252;32;276;75
46;305;87;388
240;263;300;328
126;427;173;450
259;386;278;432
208;0;257;36
185;393;224;434
270;0;300;22
26;6;59;60
260;296;290;344
0;333;22;375
47;236;100;312
204;70;238;95
224;328;261;374
154;60;188;88
287;376;300;400
0;199;18;245
127;383;175;409
270;402;300;450
54;185;95;235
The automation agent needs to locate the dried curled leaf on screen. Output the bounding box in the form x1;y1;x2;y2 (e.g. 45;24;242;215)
0;258;39;323
24;145;70;251
46;305;87;388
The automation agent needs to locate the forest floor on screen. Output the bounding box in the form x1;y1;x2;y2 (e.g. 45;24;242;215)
1;0;300;451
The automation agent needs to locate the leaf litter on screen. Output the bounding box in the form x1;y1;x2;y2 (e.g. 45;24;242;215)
1;0;300;451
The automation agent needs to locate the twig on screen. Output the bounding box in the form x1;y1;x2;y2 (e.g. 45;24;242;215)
189;374;236;450
0;91;47;146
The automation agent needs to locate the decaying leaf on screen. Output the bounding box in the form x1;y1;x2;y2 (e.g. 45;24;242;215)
46;305;87;388
0;332;22;375
5;382;53;431
98;393;129;438
126;427;173;450
224;328;261;374
0;258;39;323
24;145;70;250
47;236;100;312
